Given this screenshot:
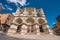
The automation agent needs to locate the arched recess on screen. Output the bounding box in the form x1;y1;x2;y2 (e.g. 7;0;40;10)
38;18;45;24
26;17;36;34
15;18;23;33
39;25;44;32
16;25;22;33
27;25;34;32
38;18;45;33
26;17;35;25
15;18;23;25
27;25;37;34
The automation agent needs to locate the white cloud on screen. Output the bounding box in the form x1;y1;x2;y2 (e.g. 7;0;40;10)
0;3;5;9
7;7;13;10
0;3;13;11
4;5;10;8
7;0;29;6
4;4;13;10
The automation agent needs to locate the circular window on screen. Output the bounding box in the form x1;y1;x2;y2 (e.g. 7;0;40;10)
38;18;45;24
15;18;22;24
26;17;35;24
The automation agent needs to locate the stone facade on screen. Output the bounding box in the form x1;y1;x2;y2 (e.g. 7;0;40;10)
8;8;52;35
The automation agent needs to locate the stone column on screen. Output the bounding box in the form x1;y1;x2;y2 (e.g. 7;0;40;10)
36;25;40;35
21;25;27;35
7;24;17;34
28;25;30;33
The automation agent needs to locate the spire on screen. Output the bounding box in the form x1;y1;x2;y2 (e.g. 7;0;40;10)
15;7;21;16
39;8;45;17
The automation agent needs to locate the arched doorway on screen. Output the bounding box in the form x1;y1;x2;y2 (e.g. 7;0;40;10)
27;25;36;34
39;25;44;32
15;18;23;33
26;17;36;34
16;25;22;33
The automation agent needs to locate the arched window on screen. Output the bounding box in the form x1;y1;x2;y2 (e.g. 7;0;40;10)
36;13;40;17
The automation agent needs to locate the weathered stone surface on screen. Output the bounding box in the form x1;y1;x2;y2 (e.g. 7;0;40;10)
0;33;60;40
9;8;51;35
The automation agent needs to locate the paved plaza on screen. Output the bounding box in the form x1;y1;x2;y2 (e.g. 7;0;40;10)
0;33;60;40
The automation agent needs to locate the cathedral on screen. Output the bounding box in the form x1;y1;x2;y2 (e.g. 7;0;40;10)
8;8;52;35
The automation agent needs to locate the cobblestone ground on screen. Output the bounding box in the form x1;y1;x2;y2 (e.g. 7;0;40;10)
0;33;60;40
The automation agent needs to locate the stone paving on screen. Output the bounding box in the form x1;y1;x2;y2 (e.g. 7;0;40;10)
0;33;60;40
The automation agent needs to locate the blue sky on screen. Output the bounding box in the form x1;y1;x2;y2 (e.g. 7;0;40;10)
0;0;60;28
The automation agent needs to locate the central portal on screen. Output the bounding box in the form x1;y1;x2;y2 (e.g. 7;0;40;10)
27;25;36;34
